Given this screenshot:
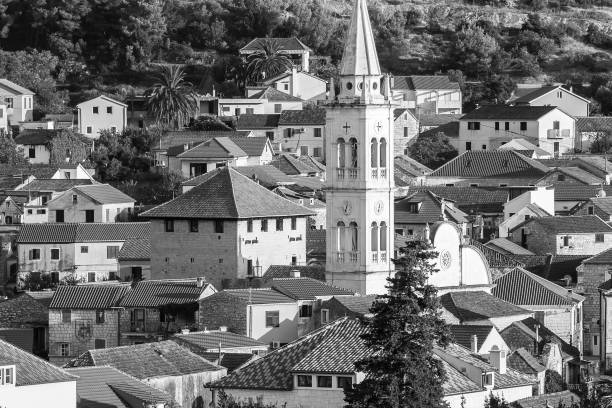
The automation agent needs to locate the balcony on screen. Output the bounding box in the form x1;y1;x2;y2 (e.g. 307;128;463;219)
371;168;388;180
547;129;570;139
336;251;359;264
337;168;345;179
371;251;388;263
371;168;378;179
372;252;378;263
380;168;387;179
348;168;358;179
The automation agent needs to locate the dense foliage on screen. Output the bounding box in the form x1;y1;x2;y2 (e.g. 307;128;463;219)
345;239;451;408
408;132;458;169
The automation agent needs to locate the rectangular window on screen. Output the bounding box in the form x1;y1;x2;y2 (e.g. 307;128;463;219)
495;122;499;131
165;219;174;232
1;367;14;385
55;210;64;223
596;233;605;243
297;375;312;387
81;246;88;253
37;209;45;214
300;146;308;156
247;219;253;233
131;308;145;331
284;83;289;90
50;248;60;260
29;249;40;260
72;194;78;204
94;339;106;349
274;104;282;113
465;142;471;151
214;220;224;233
482;373;493;387
403;127;408;137
467;121;480;130
265;311;280;327
4;98;13;108
50;271;59;283
85;210;94;223
482;145;487;150
314;128;322;138
88;272;96;282
93;106;99;114
60;343;70;357
86;126;92;134
299;304;313;318
106;245;119;259
261;219;268;232
190;219;199;233
291;217;297;231
246;108;254;114
595;335;599;346
276;218;283;231
62;309;71;323
28;148;35;158
337;376;353;389
520;122;527;131
588;206;594;215
317;376;333;388
235;108;241;115
108;271;117;280
265;131;274;140
505;122;510;131
106;106;112;114
313;147;322;157
563;236;570;247
111;126;116;133
96;310;105;324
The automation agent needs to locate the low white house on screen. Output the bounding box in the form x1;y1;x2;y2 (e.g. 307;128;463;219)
0;78;34;125
77;95;127;137
457;105;576;156
509;85;590;117
219;87;303;117
258;68;327;101
277;109;326;159
391;75;462;114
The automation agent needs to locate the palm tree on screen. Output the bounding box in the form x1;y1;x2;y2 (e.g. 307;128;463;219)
147;65;197;130
246;39;292;84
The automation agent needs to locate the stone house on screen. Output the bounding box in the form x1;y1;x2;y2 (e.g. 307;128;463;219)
575;116;612;152
392;108;419;156
508;215;612;256
492;267;584;352
141;167;314;288
538;167;603;186
390;75;462;114
76;95;127;138
573;196;612;221
577;248;612;357
0;291;52;357
456;105;575;156
64;340;227;408
117;238;151;281
46;183;135;223
509;85;590;117
48;283;130;366
0;78;34;125
0;337;77;408
117;278;216;346
506;348;547;395
277;108;326;159
0;195;24;224
16;222;150;285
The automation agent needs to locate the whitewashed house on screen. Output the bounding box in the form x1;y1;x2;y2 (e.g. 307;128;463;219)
391;75;462;114
77;95;127;138
219;87;303;117
0;79;34;125
509;85;590;117
258;68;327;101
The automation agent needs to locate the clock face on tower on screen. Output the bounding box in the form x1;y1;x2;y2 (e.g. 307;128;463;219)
374;200;384;215
343;200;353;216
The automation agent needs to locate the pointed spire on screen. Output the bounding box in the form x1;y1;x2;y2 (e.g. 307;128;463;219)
339;0;381;77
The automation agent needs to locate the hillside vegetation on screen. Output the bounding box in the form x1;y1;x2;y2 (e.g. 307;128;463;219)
1;0;612;114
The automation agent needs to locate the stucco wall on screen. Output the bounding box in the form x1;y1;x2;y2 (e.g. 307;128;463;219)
78;97;126;137
146;370;226;408
0;380;76;408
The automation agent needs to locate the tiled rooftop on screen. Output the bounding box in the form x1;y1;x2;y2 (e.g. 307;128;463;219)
461;105;557;120
439;291;531;322
270;277;354;300
17;222;150;243
511;215;612;235
220;288;295;305
173;329;265;350
49;284;130;310
117;238;150;261
118;279;212;308
263;265;326;281
429;151;549;179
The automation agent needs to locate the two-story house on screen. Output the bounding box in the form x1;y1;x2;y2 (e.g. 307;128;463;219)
46;184;135;223
17;222;150;285
236;114;280;140
508;215;612;256
509;85;590;117
391;75;462;114
140;166;314;287
219;87;303;117
277;108;326;159
0;103;7;135
48;283;130;365
498;186;554;238
76;95;127;138
258;67;327;101
457;105;575;156
0;78;34;125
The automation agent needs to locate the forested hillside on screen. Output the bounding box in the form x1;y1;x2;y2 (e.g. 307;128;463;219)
1;0;612;115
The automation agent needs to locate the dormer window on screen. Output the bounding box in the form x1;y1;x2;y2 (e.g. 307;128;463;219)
482;372;494;387
408;202;420;214
0;365;15;386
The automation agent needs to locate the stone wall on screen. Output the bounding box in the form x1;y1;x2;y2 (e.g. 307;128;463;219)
510;225;612;256
199;292;247;335
578;262;608;355
119;307;197;345
146;370;226;408
393;111;418;157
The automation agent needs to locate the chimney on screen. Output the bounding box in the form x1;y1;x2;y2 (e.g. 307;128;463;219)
203;326;209;333
219;326;228;332
290;269;301;278
470;335;478;353
534;324;540;354
196;277;206;288
488;346;507;374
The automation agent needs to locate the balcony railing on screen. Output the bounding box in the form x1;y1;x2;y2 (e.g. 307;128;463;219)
336;252;345;264
547;129;571;139
349;251;359;263
380;168;387;179
371;251;388;263
337;168;359;179
381;251;387;262
371;168;388;179
371;168;378;179
337;168;345;179
372;252;378;263
336;251;359;264
348;168;358;179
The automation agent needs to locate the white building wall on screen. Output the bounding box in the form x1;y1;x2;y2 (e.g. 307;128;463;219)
0;380;76;408
0;104;8;134
247;303;299;344
18;144;50;164
77;96;127;138
278;125;325;159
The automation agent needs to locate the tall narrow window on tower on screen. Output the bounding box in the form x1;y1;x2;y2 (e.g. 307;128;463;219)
370;138;378;168
350;138;358;168
380;138;387;168
371;222;379;251
350;222;358;252
380;222;387;252
337;138;346;168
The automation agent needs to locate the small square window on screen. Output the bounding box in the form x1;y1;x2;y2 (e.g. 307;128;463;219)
314;128;322;138
28;148;35;159
297;375;312;387
520;122;527;131
86;126;92;134
274;104;282;113
62;309;71;323
321;309;329;324
107;106;113;114
96;310;105;324
72;194;78;204
94;338;106;349
165;219;174;232
299;304;313;318
219;258;223;263
93;106;99;114
60;343;70;356
214;220;224;233
189;219;199;233
596;233;605;243
81;246;89;253
30;249;40;260
106;245;119;259
50;248;60;260
265;311;280;327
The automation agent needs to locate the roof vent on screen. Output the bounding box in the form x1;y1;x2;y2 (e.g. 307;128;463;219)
290;269;301;278
219;326;228;332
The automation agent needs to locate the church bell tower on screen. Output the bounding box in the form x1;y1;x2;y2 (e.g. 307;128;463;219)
323;0;396;295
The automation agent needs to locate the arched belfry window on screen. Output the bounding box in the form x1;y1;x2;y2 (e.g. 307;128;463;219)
380;138;387;168
349;222;358;251
349;138;358;168
370;138;378;168
337;221;346;251
337;138;346;168
380;222;387;251
371;222;379;251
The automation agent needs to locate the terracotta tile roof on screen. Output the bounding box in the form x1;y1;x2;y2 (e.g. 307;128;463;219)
549;166;603;185
17;222;150;243
429;151;549;179
278;108;325;125
20;178;95;192
232;137;270;157
413;186;509;213
118;279;212;308
583;247;612;264
297;155;326;172
70;184;135;204
485;238;535;255
417;113;463;127
117;238;150;261
511;85;561;103
0;337;77;386
0;164;56;178
576;116;612;133
515;254;588;283
395;155;432;177
178;137;246;159
249;87;303;102
467;239;524;268
330;295;377;315
0;328;33;352
263;265;326;281
236;114;280;129
440;359;483;395
240;37;312;53
448;325;495;350
507;348;546;375
199;352;257;372
141;167;314;219
285;175;324;191
461;105;558;120
66;366;174;408
49;284;130;309
23;290;54;308
395;190;468;224
211;318;368;390
270;277;354;300
554;184;612;201
492;267;584;306
183;165;293;189
270;153;320;175
515;390;580;408
511;215;612;234
588;196;612;215
64;340;223;378
0;78;34;95
392;75;459;90
14;129;59;145
158;130;251;150
0;293;49;327
173;330;265;350
307;228;326;256
220;288;295;304
439;291;531;322
500;317;579;359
